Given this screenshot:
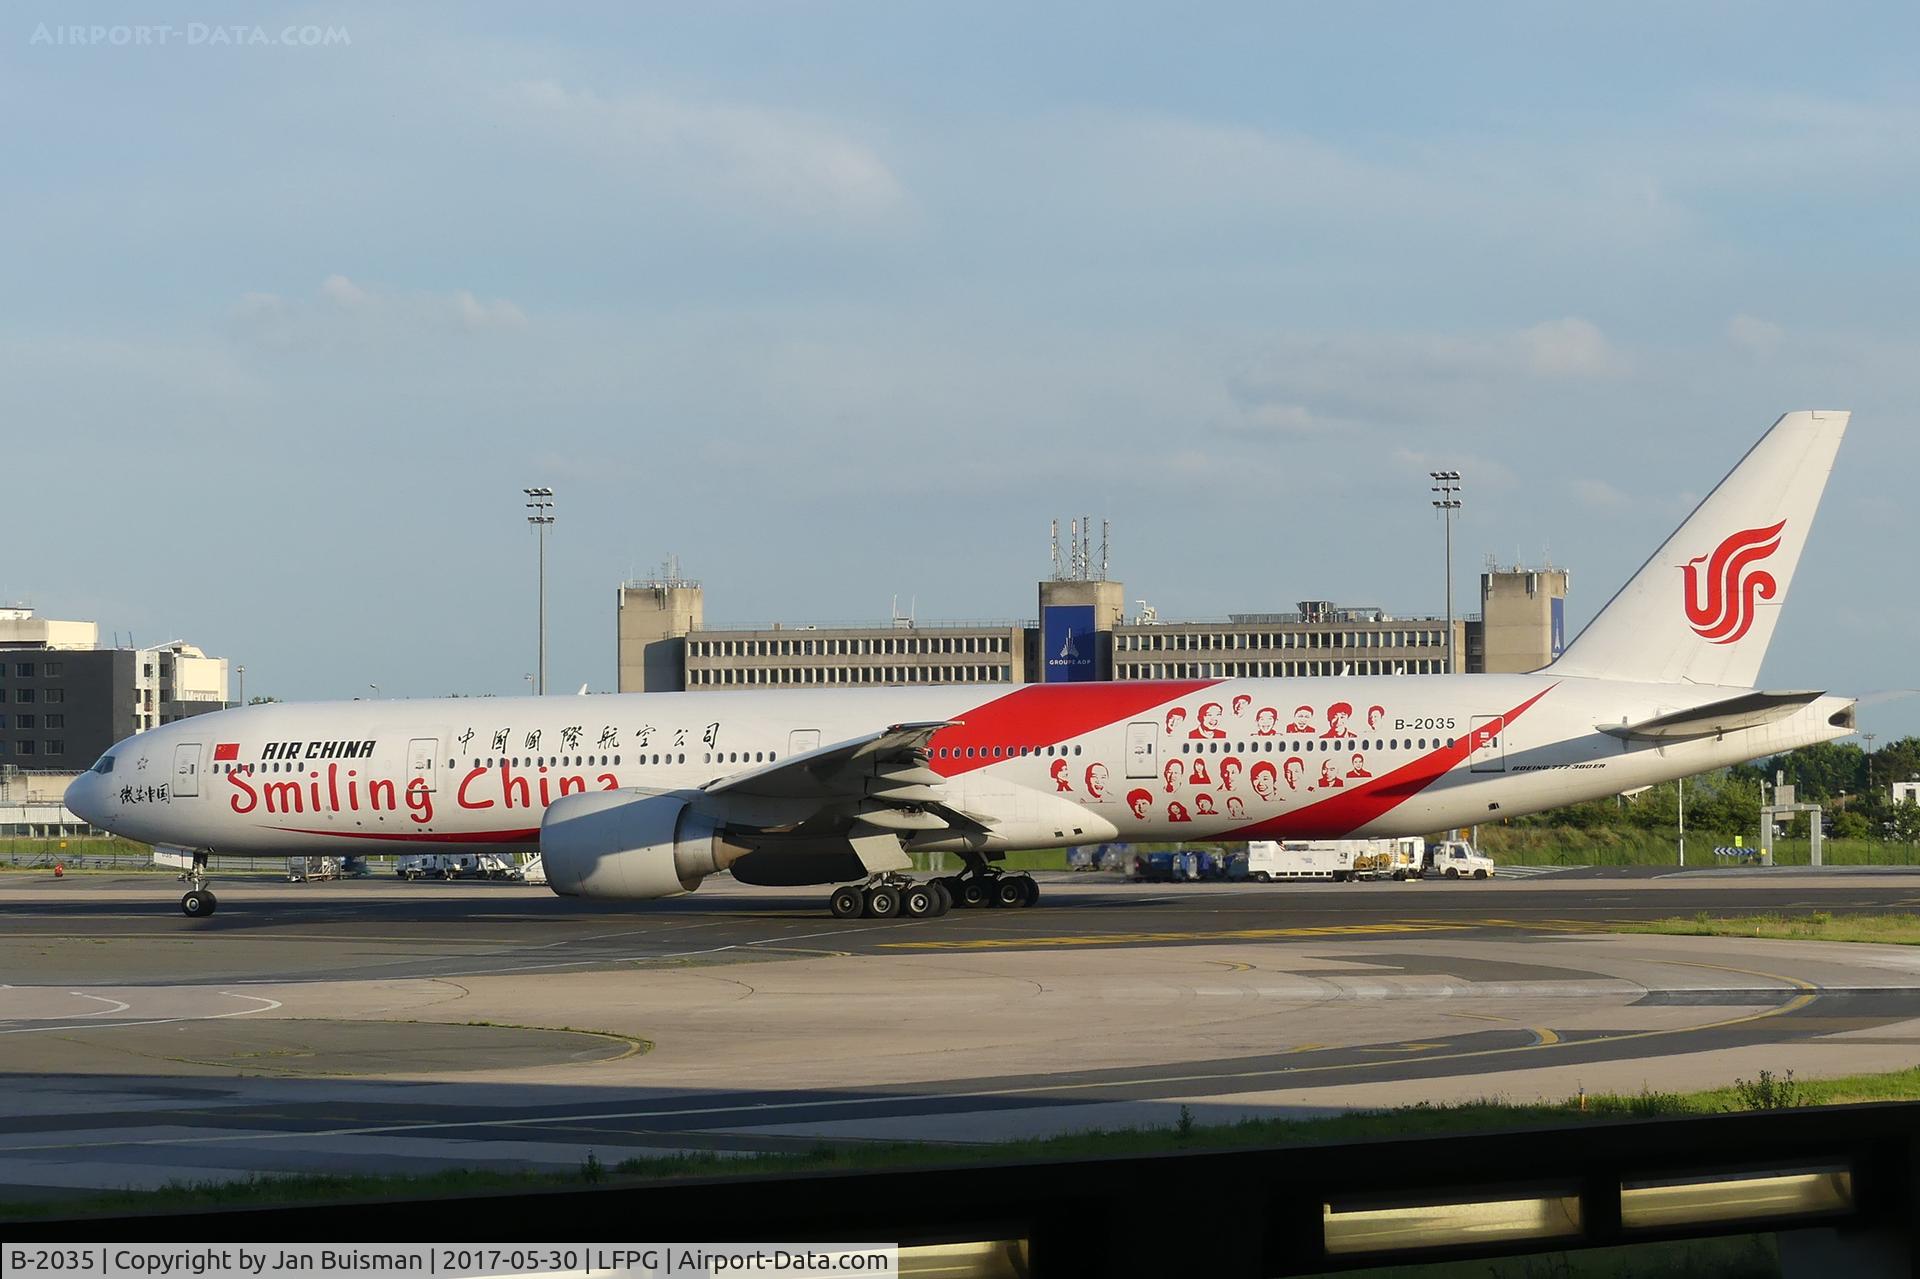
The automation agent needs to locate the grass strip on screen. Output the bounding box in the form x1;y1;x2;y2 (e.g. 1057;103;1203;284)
1616;911;1920;945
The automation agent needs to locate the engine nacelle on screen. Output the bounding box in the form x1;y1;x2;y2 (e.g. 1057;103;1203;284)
539;789;736;899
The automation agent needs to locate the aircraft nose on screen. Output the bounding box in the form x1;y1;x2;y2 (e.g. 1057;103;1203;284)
64;772;102;826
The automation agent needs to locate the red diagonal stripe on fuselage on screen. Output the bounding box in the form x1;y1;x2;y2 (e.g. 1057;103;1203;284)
1229;684;1556;839
930;679;1220;777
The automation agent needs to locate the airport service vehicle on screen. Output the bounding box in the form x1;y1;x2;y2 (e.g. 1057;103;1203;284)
287;855;346;882
1247;837;1423;882
65;411;1862;919
1132;848;1240;882
1423;840;1495;879
1131;850;1178;882
397;852;519;881
1351;836;1425;880
1248;839;1351;881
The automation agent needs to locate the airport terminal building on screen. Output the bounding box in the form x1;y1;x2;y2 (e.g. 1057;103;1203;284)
617;565;1570;693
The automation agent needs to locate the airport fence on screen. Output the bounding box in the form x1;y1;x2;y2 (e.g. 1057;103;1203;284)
0;843;414;875
14;1100;1918;1275
1479;827;1920;868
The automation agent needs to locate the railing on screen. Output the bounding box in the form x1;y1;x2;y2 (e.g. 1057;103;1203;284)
15;1102;1916;1275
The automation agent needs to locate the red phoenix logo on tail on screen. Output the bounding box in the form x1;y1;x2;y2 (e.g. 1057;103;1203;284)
1682;520;1785;644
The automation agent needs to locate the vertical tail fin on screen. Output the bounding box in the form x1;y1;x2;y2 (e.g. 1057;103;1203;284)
1547;410;1849;687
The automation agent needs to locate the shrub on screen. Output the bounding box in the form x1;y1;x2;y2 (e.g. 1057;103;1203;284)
1730;1069;1803;1111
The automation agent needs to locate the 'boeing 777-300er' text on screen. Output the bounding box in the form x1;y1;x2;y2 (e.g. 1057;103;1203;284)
67;411;1857;918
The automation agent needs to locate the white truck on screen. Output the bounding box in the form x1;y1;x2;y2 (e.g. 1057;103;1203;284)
397;853;523;881
1247;837;1424;882
1422;839;1497;880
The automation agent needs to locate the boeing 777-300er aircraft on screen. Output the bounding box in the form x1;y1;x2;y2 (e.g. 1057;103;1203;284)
68;411;1857;919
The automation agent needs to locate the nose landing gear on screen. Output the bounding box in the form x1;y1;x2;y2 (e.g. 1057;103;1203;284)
175;851;217;917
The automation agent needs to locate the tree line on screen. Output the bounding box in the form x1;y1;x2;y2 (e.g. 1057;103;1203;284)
1507;736;1920;844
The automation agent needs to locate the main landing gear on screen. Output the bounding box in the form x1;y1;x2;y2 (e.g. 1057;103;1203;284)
936;862;1041;911
828;875;953;920
176;851;217;918
824;866;1040;918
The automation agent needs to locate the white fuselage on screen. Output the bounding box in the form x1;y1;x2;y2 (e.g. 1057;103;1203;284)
66;675;1854;860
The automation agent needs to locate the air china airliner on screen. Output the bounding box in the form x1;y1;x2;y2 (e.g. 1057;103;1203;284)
68;411;1856;919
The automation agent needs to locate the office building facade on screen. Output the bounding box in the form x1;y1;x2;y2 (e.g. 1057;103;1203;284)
0;608;231;770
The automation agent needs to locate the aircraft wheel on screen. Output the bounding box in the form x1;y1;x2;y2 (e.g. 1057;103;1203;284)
901;884;937;918
181;889;217;918
828;885;865;918
957;877;990;909
863;885;900;919
993;876;1029;909
1021;876;1040;908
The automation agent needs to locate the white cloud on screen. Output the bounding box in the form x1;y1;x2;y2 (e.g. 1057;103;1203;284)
1219;400;1323;435
454;290;528;331
1573;477;1633;510
1220;316;1626;448
1728;312;1785;353
503;80;907;225
232;276;528;343
319;273;371;308
1034;110;1695;255
1389;446;1519;491
1517;317;1621;377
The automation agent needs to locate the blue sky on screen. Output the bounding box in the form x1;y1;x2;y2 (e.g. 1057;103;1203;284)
7;4;1917;738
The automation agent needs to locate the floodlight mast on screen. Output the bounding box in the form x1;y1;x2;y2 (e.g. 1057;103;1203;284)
524;487;555;695
1429;471;1462;673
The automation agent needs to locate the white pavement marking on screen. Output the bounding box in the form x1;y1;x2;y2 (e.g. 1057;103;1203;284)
68;992;132;1017
0;990;281;1036
655;921;920;962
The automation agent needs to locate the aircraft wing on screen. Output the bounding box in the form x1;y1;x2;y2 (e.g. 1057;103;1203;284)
700;721;983;873
705;720;956;803
1600;690;1826;741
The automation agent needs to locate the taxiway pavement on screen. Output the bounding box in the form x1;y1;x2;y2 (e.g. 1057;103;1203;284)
4;870;1920;1202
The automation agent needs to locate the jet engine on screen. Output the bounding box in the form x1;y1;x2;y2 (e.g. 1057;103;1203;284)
539;789;742;899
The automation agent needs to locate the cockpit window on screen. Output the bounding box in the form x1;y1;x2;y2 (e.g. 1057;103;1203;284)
90;753;115;775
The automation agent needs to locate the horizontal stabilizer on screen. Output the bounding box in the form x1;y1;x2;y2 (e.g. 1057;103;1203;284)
1599;690;1825;741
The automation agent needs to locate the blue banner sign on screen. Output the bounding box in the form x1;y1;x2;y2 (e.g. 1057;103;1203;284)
1042;604;1098;683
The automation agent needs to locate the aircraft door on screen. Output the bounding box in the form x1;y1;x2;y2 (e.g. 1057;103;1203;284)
407;737;439;792
789;729;820;757
1469;716;1506;773
172;742;202;797
1125;721;1158;779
